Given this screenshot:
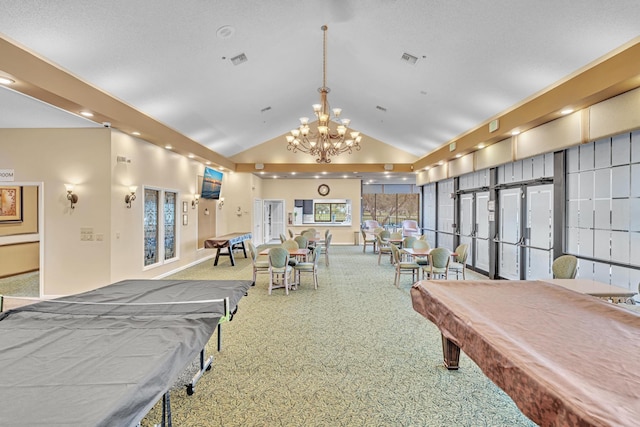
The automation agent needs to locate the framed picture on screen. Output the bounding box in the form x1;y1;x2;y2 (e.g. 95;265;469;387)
182;201;188;213
0;186;23;223
182;214;188;226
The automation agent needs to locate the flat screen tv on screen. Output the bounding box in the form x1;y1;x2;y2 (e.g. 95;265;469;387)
201;167;223;200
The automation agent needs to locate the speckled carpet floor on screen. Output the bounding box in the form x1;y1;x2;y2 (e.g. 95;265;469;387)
140;244;536;427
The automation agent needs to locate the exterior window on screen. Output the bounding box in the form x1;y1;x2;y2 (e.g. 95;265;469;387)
164;191;177;260
314;202;347;222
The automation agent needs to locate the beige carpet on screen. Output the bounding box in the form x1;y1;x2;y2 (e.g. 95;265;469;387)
141;244;535;427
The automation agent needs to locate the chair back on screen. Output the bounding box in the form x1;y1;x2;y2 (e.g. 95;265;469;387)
324;229;330;239
390;232;402;240
268;247;289;269
302;231;315;239
402;236;417;249
325;234;332;248
288;229;294;238
379;230;391;240
430;248;451;269
246;240;258;262
454;244;469;263
282;239;299;251
279;233;287;243
375;234;388;247
294;235;308;249
552;255;577;279
413;240;430;251
390;243;401;264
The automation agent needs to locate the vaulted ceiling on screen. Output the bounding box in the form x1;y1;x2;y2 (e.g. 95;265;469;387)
1;1;639;183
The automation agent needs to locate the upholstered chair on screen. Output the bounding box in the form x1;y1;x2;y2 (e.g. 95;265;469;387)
318;233;332;266
247;241;269;283
294;236;309;253
390;244;420;288
282;239;300;266
294;248;320;289
401;220;420;237
424;247;450;280
376;234;393;265
268;247;293;295
447;244;469;279
412;240;431;267
361;229;377;253
552;255;578;279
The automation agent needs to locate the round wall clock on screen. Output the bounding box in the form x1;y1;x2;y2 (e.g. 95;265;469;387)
317;184;330;196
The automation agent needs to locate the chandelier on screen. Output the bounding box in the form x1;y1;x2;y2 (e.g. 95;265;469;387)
286;25;362;163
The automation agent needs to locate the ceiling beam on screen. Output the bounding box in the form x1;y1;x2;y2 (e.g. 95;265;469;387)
0;35;235;171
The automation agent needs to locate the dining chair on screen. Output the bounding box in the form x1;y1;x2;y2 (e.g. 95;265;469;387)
282;239;300;266
411;240;431;267
319;233;332;266
376;234;393;265
552;255;578;279
247;241;269;283
424;247;450;280
390;244;420;288
448;243;469;279
294;235;309;254
268;247;294;295
379;229;391;240
361;229;377;253
294;248;320;290
279;233;287;243
287;229;294;238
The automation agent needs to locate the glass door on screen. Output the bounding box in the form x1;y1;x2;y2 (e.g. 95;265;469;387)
475;191;490;273
498;187;522;279
458;193;474;269
524;184;554;279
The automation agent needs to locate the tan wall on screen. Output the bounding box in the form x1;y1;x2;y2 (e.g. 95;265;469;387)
230;132;418;164
0;128;111;296
0;242;38;277
260;178;362;245
109;131;216;282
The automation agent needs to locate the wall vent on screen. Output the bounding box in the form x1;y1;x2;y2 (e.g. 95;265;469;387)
401;53;418;64
230;53;248;66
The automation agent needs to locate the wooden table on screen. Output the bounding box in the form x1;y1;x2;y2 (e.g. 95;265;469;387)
542;278;637;303
204;232;251;266
410;279;640;426
259;247;309;260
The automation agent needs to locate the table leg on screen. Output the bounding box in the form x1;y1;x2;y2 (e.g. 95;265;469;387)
441;334;460;370
240;241;248;258
213;248;222;266
229;245;236;266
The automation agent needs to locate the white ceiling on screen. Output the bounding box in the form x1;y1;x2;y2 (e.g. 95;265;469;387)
1;0;639;170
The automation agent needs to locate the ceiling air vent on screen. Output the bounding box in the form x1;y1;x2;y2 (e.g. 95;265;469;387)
260;106;272;113
401;52;418;65
376;105;387;112
230;53;248;66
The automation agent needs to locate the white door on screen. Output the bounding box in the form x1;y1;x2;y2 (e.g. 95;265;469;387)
263;200;285;243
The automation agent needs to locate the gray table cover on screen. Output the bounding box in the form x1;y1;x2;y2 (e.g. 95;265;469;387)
0;279;252;426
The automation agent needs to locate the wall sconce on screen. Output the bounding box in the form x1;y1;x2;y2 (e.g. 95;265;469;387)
218;197;225;209
65;184;78;209
192;194;200;209
125;186;137;208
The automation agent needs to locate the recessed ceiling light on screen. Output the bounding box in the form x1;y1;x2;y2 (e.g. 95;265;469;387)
80;111;93;117
561;108;574;115
273;176;278;179
322;171;327;175
343;175;348;178
206;161;211;165
455;154;462;158
132;131;141;136
291;172;296;175
188;154;194;159
165;144;172;150
403;177;408;181
260;171;264;175
477;143;485;149
511;130;521;136
424;167;430;171
0;76;15;85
